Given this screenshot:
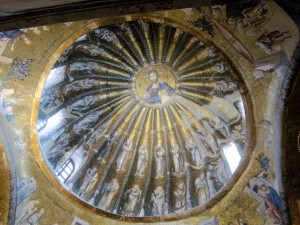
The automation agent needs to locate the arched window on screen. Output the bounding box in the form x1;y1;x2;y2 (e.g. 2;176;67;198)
56;159;74;183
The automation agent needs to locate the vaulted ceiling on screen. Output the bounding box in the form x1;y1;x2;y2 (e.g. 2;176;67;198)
0;1;300;225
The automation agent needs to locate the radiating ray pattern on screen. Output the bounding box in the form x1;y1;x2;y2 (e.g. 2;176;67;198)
37;20;247;218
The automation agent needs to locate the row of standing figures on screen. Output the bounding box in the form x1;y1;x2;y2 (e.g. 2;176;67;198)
108;120;228;178
77;160;227;216
62;119;233;216
48;116;227;168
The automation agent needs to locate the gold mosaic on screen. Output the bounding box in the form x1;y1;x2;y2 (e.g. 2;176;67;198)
36;20;247;219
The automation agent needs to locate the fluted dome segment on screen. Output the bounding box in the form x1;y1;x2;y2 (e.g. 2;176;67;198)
37;20;247;218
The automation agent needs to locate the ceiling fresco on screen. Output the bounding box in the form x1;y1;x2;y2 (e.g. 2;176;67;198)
37;20;247;218
0;0;299;224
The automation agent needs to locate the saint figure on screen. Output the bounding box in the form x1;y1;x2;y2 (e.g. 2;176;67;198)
253;184;282;224
78;167;99;198
195;174;210;205
15;200;40;225
196;123;219;154
170;138;184;174
23;208;44;225
185;133;202;166
47;133;70;160
151;186;165;215
136;138;148;176
67;95;95;116
155;140;165;177
63;78;98;96
123;185;142;216
210;176;224;192
97;179;120;210
174;182;186;213
116;136;134;170
209;118;231;138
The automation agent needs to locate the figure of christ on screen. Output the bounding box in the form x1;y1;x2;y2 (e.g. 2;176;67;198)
143;70;174;104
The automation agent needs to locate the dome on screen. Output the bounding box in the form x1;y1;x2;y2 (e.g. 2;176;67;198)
37;20;247;218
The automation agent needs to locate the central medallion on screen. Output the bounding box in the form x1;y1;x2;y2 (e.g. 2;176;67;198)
133;64;177;107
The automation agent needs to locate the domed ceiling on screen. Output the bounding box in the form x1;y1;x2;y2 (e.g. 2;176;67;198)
37;20;247;218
